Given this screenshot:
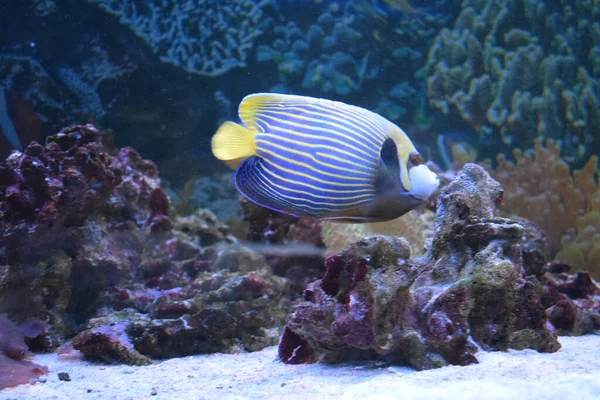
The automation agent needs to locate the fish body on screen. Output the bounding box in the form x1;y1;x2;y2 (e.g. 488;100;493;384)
212;93;438;223
0;86;42;158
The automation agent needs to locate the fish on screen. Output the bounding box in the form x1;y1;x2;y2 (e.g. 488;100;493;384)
211;93;439;223
0;86;43;158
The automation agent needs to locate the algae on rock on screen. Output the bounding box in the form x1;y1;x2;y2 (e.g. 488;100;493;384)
279;164;561;370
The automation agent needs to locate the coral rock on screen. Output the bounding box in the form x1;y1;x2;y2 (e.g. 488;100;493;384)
0;124;167;345
72;315;154;366
542;266;600;336
280;164;560;370
74;244;289;362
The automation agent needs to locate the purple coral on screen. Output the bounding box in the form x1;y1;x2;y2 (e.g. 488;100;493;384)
0;124;169;344
280;164;561;370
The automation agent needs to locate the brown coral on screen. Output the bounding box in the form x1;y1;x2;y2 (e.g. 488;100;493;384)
482;139;600;278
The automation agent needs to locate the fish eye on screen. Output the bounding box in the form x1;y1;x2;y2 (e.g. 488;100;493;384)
407;152;424;169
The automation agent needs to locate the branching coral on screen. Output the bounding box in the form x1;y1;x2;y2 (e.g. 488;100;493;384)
87;0;273;76
425;0;600;160
256;1;451;124
481;139;599;278
256;5;370;97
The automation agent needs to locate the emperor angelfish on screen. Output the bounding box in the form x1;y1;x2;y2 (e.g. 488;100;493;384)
211;93;439;223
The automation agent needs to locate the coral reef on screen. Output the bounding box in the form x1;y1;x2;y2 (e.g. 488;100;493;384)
556;207;600;279
256;1;452;124
87;0;274;76
0;52;69;135
177;173;241;225
279;164;561;369
425;0;600;160
55;36;136;120
0;315;48;389
256;4;368;96
73;241;288;363
0;124;170;345
0;125;290;364
481;139;599;279
543;263;600;336
321;208;435;257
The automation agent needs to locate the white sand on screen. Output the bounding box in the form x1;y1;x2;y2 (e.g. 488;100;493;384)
2;335;599;400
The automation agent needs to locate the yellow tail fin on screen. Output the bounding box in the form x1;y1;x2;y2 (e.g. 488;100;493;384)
211;122;257;163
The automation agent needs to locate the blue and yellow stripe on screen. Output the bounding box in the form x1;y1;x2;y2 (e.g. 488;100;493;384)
211;93;418;220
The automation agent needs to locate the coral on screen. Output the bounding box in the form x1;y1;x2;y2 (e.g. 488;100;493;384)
0;43;134;155
556;209;600;279
56;36;136;119
73;243;288;363
256;5;370;97
0;52;69;132
542;263;600;336
321;208;435;257
425;0;600;160
279;164;561;370
0;315;48;389
256;1;452;124
0;124;170;345
481;139;599;278
87;0;273;76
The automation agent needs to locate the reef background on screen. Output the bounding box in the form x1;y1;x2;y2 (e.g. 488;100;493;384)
0;0;599;391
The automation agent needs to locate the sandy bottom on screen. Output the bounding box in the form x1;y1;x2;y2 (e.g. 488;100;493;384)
2;335;599;400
